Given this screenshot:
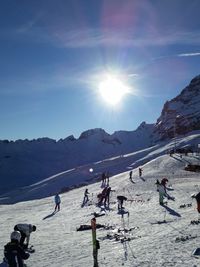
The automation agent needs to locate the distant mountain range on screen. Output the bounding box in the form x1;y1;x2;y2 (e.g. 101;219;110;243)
0;74;200;194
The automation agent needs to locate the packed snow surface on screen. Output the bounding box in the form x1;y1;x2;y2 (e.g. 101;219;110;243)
0;151;200;267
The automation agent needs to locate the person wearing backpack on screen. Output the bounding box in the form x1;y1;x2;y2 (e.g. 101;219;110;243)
4;231;30;267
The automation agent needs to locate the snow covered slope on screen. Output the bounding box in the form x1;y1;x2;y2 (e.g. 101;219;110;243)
1;74;200;197
0;152;200;267
0;131;200;204
0;124;154;194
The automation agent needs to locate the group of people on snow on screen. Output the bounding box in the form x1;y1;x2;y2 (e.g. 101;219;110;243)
4;223;36;267
3;191;62;267
5;167;200;267
97;186;113;206
101;171;110;187
129;168;143;183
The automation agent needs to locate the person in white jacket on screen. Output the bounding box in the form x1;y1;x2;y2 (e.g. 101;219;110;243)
14;224;36;249
157;182;167;205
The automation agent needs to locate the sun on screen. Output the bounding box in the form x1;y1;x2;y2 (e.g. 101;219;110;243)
98;75;129;106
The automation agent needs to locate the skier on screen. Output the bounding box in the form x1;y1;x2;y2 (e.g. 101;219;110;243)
14;224;36;249
139;168;143;177
104;187;112;206
157;183;166;205
98;187;108;206
105;171;110;186
157;178;172;205
54;193;61;212
83;188;90;204
4;231;30;267
117;195;127;210
101;172;106;186
192;192;200;216
129;170;133;181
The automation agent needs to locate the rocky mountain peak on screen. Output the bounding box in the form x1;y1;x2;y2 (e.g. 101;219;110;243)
154;74;200;140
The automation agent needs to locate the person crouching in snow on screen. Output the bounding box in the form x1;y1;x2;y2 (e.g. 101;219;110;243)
54;193;61;212
14;224;36;249
4;231;30;267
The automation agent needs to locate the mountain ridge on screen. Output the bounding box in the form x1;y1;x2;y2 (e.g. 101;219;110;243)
0;74;200;195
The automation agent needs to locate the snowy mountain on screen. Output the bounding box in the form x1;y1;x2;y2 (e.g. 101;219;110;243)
0;74;200;197
0;145;200;267
0;124;154;194
154;75;200;140
0;131;200;204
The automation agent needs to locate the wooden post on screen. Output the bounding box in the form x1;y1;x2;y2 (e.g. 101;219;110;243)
91;217;98;267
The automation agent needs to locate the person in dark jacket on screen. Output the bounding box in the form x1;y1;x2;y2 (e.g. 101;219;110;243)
117;195;127;210
139;168;143;177
192;192;200;214
14;224;36;249
98;187;108;206
104;187;112;206
4;230;30;267
83;188;90;204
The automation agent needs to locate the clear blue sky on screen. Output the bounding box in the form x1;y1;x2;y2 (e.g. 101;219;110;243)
0;0;200;140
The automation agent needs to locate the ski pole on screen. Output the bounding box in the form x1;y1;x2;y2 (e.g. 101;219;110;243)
91;217;99;267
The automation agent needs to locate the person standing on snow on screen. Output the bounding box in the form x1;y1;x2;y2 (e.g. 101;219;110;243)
106;171;110;186
83;188;90;204
139;168;143;177
54;193;61;212
157;178;170;205
14;224;36;249
98;187;108;206
4;231;30;267
192;192;200;216
129;170;133;180
104;187;112;206
101;172;107;187
117;195;127;210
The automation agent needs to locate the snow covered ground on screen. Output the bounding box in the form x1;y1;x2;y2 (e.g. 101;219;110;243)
1;131;200;205
0;152;200;266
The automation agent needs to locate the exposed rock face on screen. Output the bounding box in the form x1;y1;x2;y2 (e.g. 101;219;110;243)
154;75;200;140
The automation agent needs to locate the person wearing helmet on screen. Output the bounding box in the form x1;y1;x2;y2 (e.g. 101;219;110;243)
4;231;30;267
14;224;36;249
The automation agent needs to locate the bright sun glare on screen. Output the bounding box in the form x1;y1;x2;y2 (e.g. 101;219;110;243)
99;75;129;106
